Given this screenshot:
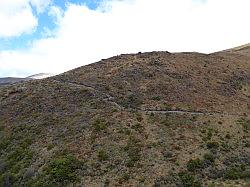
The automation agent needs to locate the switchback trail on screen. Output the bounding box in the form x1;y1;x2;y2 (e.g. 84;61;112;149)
139;109;245;116
53;79;123;109
53;79;245;117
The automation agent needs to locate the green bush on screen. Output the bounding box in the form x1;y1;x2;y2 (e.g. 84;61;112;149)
178;172;201;187
187;158;203;172
202;129;213;141
7;147;33;166
121;94;143;109
47;144;54;151
151;96;161;101
131;123;144;133
203;153;215;163
220;142;231;152
98;150;109;161
224;167;250;180
45;155;82;184
92;118;108;132
0;125;4;132
206;141;219;149
122;173;130;181
0;138;10;151
135;113;143;122
124;136;141;167
0;173;15;187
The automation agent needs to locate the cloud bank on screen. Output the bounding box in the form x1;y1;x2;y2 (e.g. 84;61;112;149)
0;0;52;38
0;0;250;77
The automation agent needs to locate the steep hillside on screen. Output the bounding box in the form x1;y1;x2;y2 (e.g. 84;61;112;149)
56;51;250;115
0;47;249;186
224;43;250;57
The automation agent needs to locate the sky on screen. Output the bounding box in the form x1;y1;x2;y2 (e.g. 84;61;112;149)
0;0;249;77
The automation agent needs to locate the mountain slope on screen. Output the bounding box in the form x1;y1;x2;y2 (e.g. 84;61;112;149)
224;43;250;57
55;51;250;115
0;47;249;186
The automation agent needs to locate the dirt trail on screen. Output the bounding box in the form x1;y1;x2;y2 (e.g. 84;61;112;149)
54;80;245;117
53;79;124;109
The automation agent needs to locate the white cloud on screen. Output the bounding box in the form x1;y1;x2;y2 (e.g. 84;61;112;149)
30;0;52;13
48;5;64;24
0;0;52;38
0;0;250;77
0;0;37;38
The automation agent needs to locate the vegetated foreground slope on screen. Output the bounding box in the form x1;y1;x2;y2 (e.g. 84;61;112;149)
0;46;249;186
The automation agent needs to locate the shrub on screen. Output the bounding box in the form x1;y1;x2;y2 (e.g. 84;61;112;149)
92;118;107;132
7;147;33;165
206;141;219;149
206;130;213;140
0;139;10;151
244;140;250;148
162;150;174;159
45;155;82;184
224;167;250;180
131;123;144;133
0;173;15;187
20;137;33;148
187;158;203;172
225;134;231;139
98;150;109;161
224;167;241;179
47;144;54;151
124;136;142;167
220;142;231;152
122;173;130;181
152;96;161;101
238;118;250;132
203;153;215;163
178;172;201;187
121;94;143;109
135;113;143;122
202;129;213;141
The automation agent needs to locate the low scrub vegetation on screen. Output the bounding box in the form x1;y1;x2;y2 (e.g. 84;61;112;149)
45;154;84;185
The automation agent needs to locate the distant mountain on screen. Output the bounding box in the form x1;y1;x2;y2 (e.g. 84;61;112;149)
0;77;32;86
0;73;53;86
0;45;249;186
26;73;54;79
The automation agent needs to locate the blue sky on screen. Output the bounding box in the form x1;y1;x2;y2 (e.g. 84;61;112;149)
0;0;101;51
0;0;249;77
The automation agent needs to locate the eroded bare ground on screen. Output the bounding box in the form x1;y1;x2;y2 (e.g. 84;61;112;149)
0;48;249;186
